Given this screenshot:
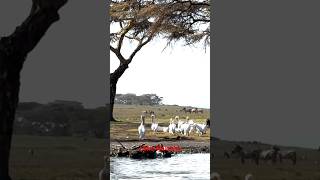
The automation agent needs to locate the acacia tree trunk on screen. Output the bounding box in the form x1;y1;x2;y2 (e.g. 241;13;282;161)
110;63;128;121
0;1;67;179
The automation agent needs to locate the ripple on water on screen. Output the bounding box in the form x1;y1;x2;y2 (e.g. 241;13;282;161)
110;153;210;180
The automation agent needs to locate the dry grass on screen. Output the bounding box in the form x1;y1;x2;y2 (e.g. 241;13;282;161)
10;135;106;180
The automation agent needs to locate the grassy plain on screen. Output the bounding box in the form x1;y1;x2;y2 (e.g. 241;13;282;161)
111;104;211;141
10;135;106;180
213;139;320;180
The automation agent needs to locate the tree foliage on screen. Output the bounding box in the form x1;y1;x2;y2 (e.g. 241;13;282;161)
115;93;163;105
110;0;210;63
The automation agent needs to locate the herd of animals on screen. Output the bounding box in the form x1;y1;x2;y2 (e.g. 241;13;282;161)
180;107;204;113
138;112;210;140
211;145;298;180
215;144;297;165
142;107;205;114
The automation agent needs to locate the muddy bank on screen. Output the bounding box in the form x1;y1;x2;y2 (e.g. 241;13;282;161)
110;139;210;156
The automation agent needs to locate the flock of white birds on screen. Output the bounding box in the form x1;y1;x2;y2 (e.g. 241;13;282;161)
138;114;210;140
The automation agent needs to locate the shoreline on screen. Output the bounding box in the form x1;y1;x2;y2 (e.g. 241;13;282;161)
110;139;210;156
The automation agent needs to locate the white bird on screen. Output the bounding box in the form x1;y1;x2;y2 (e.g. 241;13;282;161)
175;126;182;133
187;119;196;134
168;118;176;134
187;119;194;124
150;114;158;133
176;116;185;129
154;125;168;133
194;119;210;136
180;123;193;136
194;123;208;136
138;115;145;140
162;126;169;133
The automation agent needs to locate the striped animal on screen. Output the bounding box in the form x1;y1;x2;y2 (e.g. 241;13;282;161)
259;146;280;164
231;145;261;165
278;150;297;165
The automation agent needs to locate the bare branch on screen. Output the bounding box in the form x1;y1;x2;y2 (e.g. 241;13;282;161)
117;21;135;51
128;36;153;63
110;45;126;64
125;35;143;43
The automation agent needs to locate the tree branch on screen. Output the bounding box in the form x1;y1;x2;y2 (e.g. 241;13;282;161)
127;36;152;63
125;35;143;43
110;45;126;64
117;21;134;51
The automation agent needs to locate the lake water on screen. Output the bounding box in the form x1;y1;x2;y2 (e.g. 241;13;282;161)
110;153;210;180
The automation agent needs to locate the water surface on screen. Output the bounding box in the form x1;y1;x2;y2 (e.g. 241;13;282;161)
110;153;210;180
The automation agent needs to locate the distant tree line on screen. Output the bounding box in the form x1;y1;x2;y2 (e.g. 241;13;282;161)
115;94;163;106
14;100;106;138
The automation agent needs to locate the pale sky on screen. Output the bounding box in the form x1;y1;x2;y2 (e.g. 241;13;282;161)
110;39;210;109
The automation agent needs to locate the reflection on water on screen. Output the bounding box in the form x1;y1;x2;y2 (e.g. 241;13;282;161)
110;153;210;180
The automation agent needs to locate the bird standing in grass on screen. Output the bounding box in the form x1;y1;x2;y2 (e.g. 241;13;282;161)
138;115;146;140
168;118;176;134
151;114;158;133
